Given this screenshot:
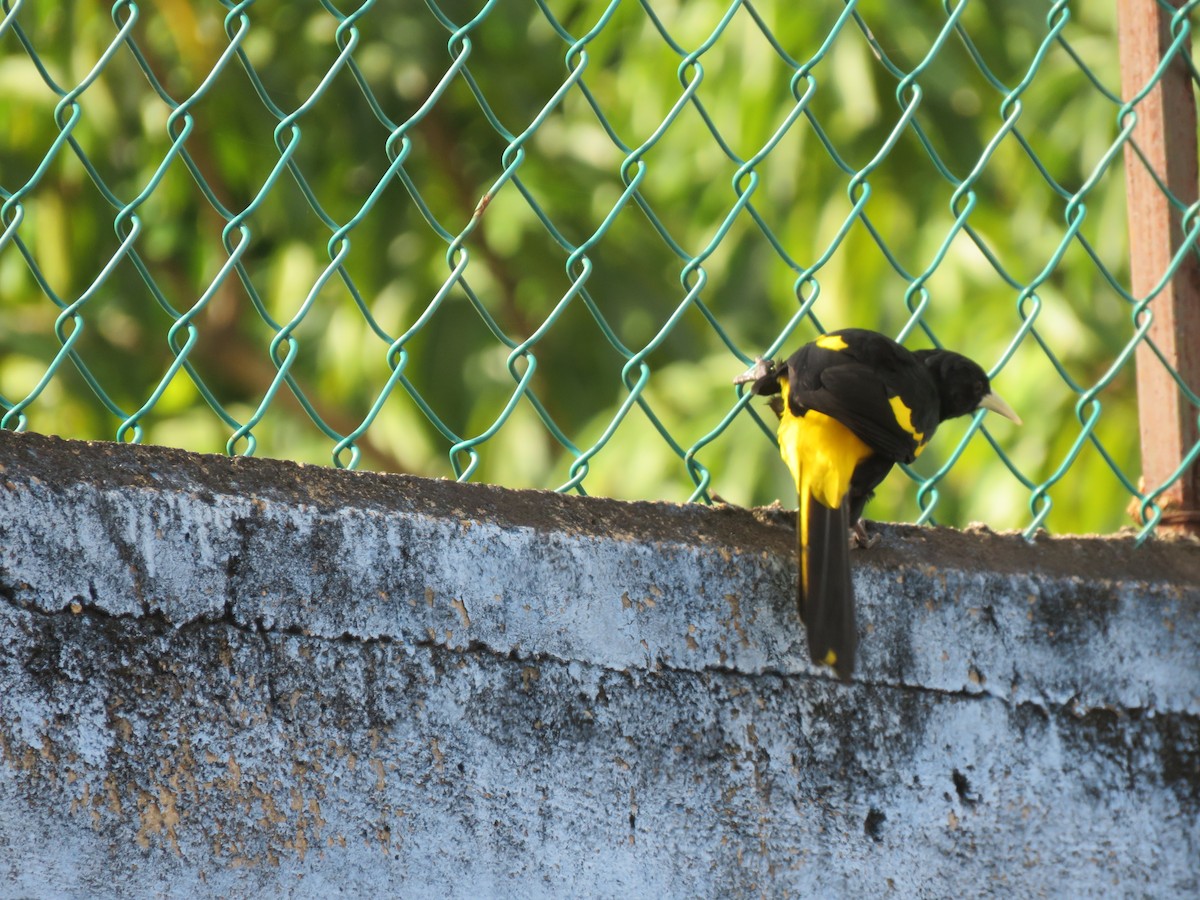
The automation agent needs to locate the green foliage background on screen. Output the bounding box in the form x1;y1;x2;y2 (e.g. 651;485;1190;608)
0;1;1143;533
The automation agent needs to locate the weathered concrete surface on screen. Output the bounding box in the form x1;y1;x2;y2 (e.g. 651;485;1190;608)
0;429;1197;898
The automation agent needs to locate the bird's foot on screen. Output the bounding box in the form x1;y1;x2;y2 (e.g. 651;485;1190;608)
850;520;881;549
733;357;775;387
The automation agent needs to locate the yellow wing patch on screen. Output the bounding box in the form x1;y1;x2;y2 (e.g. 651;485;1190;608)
815;333;849;351
888;394;926;454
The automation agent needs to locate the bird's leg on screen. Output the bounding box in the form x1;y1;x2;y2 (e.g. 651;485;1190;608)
850;519;881;549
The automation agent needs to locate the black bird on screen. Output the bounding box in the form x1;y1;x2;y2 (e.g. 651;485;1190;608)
735;328;1020;680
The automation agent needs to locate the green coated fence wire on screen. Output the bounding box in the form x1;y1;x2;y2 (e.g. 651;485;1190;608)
1;0;1197;540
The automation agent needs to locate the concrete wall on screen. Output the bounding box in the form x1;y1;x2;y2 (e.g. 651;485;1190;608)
0;429;1197;897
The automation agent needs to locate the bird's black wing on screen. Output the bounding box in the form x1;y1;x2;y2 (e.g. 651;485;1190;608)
790;363;930;464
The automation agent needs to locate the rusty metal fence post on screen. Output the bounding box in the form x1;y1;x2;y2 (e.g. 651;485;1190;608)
1118;0;1200;535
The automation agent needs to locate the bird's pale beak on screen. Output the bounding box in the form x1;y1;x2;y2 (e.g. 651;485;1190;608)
978;392;1021;425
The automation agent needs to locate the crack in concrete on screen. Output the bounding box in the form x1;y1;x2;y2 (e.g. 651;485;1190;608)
7;588;1187;723
12;592;1193;737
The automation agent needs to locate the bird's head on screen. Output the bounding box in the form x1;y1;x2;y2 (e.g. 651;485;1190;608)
915;349;1022;425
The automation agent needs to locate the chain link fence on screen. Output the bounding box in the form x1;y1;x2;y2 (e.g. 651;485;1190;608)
2;1;1197;538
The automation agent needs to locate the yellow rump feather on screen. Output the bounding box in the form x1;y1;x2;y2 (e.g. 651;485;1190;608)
776;375;873;592
776;378;873;505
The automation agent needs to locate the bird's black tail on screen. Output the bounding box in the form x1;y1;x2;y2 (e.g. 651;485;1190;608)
800;493;857;680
